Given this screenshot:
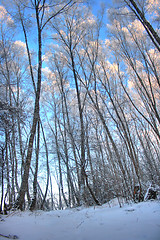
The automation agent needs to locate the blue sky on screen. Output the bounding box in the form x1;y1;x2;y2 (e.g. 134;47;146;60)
91;0;112;16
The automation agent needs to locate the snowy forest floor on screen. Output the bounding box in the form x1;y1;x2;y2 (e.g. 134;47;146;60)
0;200;160;240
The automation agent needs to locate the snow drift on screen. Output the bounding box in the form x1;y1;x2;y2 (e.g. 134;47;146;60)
0;200;160;240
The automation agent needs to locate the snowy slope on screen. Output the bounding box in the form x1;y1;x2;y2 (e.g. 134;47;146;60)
0;200;160;240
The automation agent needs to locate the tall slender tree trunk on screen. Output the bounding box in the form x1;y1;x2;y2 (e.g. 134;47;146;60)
15;5;42;210
30;119;40;211
0;148;4;213
70;50;86;205
40;121;50;210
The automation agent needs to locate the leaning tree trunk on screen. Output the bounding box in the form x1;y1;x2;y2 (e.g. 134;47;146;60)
125;0;160;52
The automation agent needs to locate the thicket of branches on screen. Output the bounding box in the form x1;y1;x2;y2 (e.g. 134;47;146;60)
0;0;159;212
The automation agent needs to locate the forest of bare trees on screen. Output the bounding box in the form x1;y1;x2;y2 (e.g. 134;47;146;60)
0;0;159;212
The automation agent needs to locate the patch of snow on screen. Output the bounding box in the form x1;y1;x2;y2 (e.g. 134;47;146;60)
0;201;160;240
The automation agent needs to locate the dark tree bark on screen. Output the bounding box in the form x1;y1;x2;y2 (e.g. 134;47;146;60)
125;0;160;51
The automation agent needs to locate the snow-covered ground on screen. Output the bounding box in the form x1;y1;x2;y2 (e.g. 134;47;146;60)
0;200;160;240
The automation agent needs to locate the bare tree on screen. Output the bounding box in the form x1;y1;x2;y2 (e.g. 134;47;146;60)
2;0;77;210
